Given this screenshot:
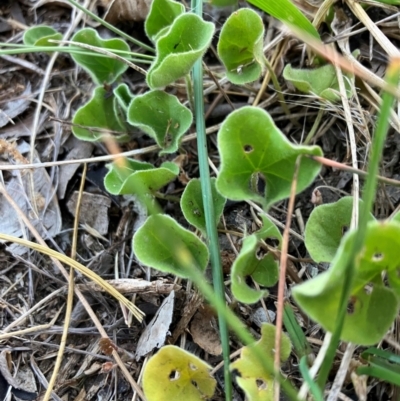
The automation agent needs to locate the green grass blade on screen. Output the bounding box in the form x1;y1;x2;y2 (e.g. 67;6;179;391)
362;348;400;365
317;58;400;389
357;358;400;386
283;303;311;360
246;0;320;39
191;1;231;400
299;356;324;401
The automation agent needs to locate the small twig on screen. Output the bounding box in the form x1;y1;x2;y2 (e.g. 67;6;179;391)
326;343;357;401
50;39;148;75
0;123;222;171
308;155;400;187
289;27;400;98
346;0;399;57
29;0;91;216
274;155;302;401
298;333;332;399
0;309;62;341
42;164;87;401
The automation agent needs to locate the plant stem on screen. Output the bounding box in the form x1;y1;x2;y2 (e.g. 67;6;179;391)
191;1;231;399
317;57;400;389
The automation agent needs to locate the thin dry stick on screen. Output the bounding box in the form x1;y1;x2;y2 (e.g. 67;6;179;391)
290;27;400;98
274;156;302;401
28;0;91;211
334;67;360;222
0;309;62;341
0;183;147;400
42;164;87;401
298;332;333;399
327;343;357;401
0;123;221;171
346;0;399;56
51;39;148;75
309;156;400;187
362;82;400;133
0;288;64;333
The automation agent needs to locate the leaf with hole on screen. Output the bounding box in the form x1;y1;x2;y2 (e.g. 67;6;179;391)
180;178;226;235
231;215;280;303
283;63;354;102
147;14;214;88
217;8;264;84
23;25;62;47
305;196;375;263
293;220;400;345
143;345;216;401
230;323;291;401
216;106;322;208
127;90;192;154
70;28;129;84
133;214;209;278
72;86;128;142
145;0;185;42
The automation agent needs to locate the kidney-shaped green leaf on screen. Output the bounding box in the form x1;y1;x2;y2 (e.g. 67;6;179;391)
293;220;400;345
230;323;291;401
145;0;184;42
143;345;216;401
231;215;281;303
127;90;192;154
180;178;226;235
72;86;128;142
23;26;62;46
305;197;375;263
104;159;178;214
218;8;265;84
113;83;135;113
70;28;129;84
283;63;354;102
216;106;322;208
147;14;214;88
133;214;209;277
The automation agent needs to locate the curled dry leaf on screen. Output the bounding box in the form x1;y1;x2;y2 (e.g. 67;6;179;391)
0;351;37;401
135;290;175;360
311;188;323;205
190;305;222;356
100;0;152;23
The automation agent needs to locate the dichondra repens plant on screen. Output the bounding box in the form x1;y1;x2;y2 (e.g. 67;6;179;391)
21;0;400;399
